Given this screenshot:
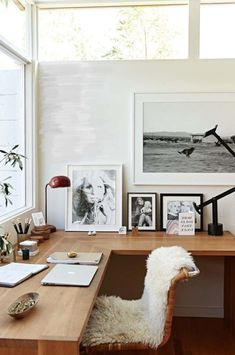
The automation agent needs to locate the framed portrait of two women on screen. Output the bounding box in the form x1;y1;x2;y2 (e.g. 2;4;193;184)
127;193;157;231
65;164;122;232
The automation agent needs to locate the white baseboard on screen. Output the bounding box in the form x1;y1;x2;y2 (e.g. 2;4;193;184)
174;306;224;318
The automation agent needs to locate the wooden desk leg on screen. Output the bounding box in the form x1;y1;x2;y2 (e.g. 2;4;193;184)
224;256;235;337
38;340;79;355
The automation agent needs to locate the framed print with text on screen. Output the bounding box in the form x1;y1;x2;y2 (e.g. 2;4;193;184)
160;193;203;232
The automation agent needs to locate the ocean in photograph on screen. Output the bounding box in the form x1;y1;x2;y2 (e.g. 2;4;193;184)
143;140;235;173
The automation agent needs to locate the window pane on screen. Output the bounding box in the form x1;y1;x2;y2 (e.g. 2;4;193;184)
0;0;26;53
200;3;235;58
0;50;25;218
38;5;188;61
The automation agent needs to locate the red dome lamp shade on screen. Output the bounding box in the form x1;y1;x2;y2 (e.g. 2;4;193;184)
45;175;71;232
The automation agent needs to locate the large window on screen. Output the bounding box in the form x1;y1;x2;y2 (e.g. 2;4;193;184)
0;51;25;217
200;2;235;58
38;4;189;61
0;0;27;54
0;0;33;221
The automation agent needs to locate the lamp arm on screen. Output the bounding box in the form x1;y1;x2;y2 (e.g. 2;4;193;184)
195;187;235;211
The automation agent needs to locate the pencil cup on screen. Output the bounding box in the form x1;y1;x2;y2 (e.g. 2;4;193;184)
17;234;29;248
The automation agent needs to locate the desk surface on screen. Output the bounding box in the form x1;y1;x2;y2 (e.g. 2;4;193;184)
0;230;234;355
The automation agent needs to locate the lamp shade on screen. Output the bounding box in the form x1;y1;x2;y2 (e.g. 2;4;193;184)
48;176;71;189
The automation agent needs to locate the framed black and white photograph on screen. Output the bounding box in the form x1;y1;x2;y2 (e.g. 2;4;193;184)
127;193;157;231
65;164;122;231
134;92;235;185
160;193;203;232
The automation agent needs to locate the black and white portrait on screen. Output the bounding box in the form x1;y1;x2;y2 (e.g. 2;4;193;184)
167;200;195;221
134;93;235;185
66;165;122;231
127;193;157;231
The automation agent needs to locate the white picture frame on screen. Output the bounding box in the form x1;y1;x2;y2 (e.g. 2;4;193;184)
134;92;235;185
65;164;122;232
31;212;46;227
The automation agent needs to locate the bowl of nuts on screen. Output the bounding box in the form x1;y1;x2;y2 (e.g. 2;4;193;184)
8;292;39;319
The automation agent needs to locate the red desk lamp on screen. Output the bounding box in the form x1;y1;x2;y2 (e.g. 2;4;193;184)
45;175;71;232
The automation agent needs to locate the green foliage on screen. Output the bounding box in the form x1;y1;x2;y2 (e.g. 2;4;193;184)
0;0;9;7
103;7;176;60
0;233;13;256
0;145;26;171
39;6;179;61
0;178;13;207
0;145;25;207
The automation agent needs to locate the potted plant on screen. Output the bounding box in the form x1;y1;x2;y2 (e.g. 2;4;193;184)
0;232;14;263
0;145;26;207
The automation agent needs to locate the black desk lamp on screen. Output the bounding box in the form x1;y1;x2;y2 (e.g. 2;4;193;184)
193;187;235;236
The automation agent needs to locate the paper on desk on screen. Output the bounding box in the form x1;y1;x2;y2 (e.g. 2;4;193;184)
0;262;48;287
47;252;102;265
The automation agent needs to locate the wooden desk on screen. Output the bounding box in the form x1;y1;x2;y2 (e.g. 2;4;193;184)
0;230;235;355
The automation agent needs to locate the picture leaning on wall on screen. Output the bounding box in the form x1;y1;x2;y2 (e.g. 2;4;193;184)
127;193;157;231
160;193;203;232
65;164;122;231
134;92;235;185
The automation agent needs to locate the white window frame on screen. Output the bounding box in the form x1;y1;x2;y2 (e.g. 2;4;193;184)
0;1;35;223
35;0;235;61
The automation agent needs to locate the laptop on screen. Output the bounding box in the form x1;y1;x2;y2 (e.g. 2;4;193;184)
41;264;98;287
47;252;103;265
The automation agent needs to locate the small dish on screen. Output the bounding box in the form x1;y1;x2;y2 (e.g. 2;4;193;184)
8;292;39;319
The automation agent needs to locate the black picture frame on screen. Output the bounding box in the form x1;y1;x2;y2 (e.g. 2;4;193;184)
127;192;157;231
160;193;203;231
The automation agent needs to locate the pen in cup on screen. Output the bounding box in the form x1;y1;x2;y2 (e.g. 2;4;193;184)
12;220;20;234
17;218;23;234
24;218;31;234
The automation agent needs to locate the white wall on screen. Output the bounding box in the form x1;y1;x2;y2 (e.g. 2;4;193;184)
39;59;235;317
39;59;235;232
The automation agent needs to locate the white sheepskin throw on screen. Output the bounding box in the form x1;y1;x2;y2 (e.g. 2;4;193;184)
82;246;196;349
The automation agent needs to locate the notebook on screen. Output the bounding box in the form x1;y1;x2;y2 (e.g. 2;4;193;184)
0;262;48;287
47;252;102;265
41;264;98;287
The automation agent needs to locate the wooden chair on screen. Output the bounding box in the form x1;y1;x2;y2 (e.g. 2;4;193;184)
80;267;199;354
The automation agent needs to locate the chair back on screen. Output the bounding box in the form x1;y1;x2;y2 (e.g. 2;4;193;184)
141;246;198;348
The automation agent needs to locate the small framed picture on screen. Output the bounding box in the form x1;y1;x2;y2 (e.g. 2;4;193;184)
160;193;203;232
127;193;157;231
31;212;46;227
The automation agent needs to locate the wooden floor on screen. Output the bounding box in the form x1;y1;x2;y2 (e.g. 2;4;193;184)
98;317;235;355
